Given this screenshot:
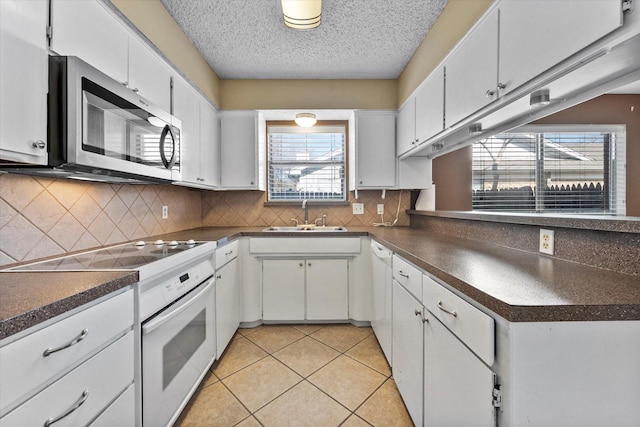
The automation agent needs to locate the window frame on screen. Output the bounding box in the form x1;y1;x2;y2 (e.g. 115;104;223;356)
265;120;350;205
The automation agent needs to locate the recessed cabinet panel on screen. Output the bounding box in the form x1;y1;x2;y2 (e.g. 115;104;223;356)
445;8;499;128
220;111;260;189
173;76;201;186
306;259;348;320
216;257;240;356
128;36;172;112
0;0;48;164
498;0;623;97
354;111;396;188
396;98;416;156
199;100;221;188
263;259;305;321
415;66;444;143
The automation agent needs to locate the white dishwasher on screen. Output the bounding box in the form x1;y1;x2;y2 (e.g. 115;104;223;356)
370;240;393;365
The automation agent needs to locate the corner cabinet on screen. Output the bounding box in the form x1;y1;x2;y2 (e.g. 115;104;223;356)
352;111;396;189
0;0;48;165
220;111;265;190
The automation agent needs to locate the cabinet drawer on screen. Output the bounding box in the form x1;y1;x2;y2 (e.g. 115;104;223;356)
250;237;361;255
0;290;133;414
0;332;134;426
89;383;134;427
422;275;494;366
215;240;239;268
392;255;422;300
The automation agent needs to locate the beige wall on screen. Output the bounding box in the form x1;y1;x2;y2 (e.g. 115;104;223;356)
397;0;493;106
110;0;222;107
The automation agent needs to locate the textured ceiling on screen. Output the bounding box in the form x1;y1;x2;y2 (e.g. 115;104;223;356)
159;0;448;79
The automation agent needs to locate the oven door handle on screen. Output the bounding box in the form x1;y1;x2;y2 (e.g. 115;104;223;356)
142;276;215;336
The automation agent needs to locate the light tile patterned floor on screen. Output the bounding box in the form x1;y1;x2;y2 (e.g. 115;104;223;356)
175;324;414;427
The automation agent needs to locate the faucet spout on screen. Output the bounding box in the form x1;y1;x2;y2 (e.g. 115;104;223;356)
302;199;309;224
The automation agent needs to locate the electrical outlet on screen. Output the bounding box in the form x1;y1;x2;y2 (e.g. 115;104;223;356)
539;229;554;255
162;205;169;219
352;203;364;215
377;204;384;215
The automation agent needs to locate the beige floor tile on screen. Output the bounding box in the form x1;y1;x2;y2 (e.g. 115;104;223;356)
222;356;302;412
345;335;391;376
174;382;249;427
341;415;373;426
273;336;340;377
245;325;305;353
238;325;265;337
199;370;220;389
310;324;372;352
214;336;268;379
308;355;386;411
234;415;262;426
254;381;351;427
292;324;324;335
356;379;414;427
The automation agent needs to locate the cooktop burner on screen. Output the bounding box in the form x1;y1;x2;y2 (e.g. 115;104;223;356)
11;240;208;271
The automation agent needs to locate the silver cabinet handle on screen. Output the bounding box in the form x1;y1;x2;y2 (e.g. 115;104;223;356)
43;329;89;357
216;274;222;279
437;300;457;317
497;82;507;90
225;250;233;256
132;88;139;93
299;262;304;267
44;390;89;426
485;89;495;98
308;262;312;267
398;270;409;278
414;309;422;316
422;317;429;323
32;140;46;149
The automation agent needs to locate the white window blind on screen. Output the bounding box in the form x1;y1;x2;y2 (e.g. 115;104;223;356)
472;125;625;214
267;124;346;201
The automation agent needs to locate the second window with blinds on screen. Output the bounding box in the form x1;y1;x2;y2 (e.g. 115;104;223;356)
267;122;347;202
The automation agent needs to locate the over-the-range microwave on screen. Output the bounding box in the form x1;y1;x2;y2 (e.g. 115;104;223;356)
2;56;181;184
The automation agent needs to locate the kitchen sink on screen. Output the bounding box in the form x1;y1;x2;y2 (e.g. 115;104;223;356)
262;226;348;232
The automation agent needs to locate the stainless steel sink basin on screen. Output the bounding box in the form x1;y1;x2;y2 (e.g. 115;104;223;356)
262;226;348;232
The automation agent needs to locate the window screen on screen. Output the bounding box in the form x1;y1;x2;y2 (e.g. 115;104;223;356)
267;124;346;201
472;125;625;214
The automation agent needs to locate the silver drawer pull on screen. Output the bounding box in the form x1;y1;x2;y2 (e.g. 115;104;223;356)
225;250;233;256
398;270;409;278
43;329;89;357
414;309;422;316
437;300;457;317
44;390;89;426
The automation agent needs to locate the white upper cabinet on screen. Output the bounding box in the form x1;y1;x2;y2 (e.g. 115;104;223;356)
50;0;129;85
353;111;396;189
415;65;445;144
199;99;221;188
220;110;264;190
0;0;48;164
127;35;172;112
396;97;417;156
445;9;499;128
498;0;623;97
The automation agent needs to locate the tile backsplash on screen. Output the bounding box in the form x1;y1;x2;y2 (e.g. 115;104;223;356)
0;173;201;266
0;173;410;266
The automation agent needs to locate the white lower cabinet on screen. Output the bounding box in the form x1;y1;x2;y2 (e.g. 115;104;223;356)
391;280;424;426
424;310;497;426
215;242;241;357
370;241;393;365
90;384;135;427
263;258;348;321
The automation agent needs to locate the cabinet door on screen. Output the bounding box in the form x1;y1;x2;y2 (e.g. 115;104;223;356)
306;259;349;320
424;311;496;427
263;259;305;321
392;281;424;426
354;112;396;188
220;111;258;189
396;98;416;156
173;76;201;185
50;0;128;84
445;8;498;127
370;245;393;365
127;35;171;112
200;100;220;187
499;0;622;97
0;0;48;164
415;66;444;143
216;258;240;356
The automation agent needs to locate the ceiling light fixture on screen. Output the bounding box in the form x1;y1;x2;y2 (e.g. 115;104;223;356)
295;112;317;127
281;0;322;30
530;89;551;107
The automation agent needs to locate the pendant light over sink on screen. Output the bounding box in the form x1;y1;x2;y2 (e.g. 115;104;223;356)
281;0;322;30
295;112;317;127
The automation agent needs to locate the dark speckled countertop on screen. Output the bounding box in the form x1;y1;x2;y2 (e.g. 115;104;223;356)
0;271;137;341
2;225;639;341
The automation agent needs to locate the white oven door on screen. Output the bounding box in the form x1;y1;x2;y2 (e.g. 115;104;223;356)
142;277;215;427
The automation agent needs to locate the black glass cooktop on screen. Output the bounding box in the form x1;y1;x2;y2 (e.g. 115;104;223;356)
12;240;205;271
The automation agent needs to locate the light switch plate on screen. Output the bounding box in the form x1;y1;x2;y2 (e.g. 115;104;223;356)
352;203;364;215
539;229;554;255
377;204;384;215
162;205;169;219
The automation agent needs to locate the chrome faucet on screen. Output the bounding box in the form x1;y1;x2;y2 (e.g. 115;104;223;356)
302;199;309;224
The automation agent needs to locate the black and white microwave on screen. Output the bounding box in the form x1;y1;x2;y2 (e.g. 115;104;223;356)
5;56;181;184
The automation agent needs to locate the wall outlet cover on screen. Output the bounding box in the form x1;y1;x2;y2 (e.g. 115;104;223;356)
352;203;364;215
539;229;554;255
377;204;384;215
162;205;169;219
